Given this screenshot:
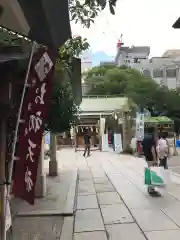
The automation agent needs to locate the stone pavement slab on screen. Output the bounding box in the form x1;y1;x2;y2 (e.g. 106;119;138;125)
74;231;107;240
131;208;178;231
94;181;115;192
90;169;107;178
162;201;180;227
78;170;92;180
106;223;146;240
93;176;109;183
77;195;98;210
101;204;134;224
145;229;180;239
97;192;122;205
60;217;74;240
106;173;153;210
74;209;105;232
77;179;96;195
12;216;64;240
63;170;77;215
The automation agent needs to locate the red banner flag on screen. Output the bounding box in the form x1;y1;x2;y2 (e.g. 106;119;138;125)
12;47;56;204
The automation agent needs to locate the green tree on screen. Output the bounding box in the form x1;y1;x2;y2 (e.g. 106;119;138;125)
85;65;180;133
69;0;118;28
45;36;89;134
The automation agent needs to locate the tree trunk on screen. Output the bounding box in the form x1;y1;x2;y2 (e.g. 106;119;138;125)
122;112;131;152
35;138;46;197
49;133;58;176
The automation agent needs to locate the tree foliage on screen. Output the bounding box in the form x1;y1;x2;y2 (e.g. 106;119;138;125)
45;36;90;133
45;67;78;133
69;0;118;28
85;64;180;133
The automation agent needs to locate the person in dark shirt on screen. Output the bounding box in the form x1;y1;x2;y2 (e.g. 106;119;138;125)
108;130;115;151
142;127;158;194
83;128;91;157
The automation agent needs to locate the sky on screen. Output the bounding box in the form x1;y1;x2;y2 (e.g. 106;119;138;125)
71;0;180;58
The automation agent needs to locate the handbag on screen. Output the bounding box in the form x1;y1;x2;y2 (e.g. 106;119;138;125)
145;167;167;187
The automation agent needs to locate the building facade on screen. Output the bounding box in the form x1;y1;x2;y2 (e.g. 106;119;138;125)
80;51;93;96
115;45;180;89
115;46;150;66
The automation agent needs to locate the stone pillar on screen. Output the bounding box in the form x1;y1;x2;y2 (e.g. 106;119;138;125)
162;67;167;87
122;112;131;151
176;66;180;88
35;139;46;197
49;133;58;176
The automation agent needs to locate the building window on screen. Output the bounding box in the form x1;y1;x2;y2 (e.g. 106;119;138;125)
153;68;163;78
166;69;176;78
143;69;151;77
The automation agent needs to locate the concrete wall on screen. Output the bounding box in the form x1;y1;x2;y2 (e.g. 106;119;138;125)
116;56;180;89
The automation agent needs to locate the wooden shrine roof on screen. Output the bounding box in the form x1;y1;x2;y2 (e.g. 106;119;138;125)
79;96;130;115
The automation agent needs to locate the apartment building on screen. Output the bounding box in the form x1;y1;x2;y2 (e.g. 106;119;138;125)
115;43;180;89
80;52;93;95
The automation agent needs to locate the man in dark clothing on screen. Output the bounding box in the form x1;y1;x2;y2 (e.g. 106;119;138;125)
142;134;156;162
111;131;115;151
83;129;91;157
142;127;158;194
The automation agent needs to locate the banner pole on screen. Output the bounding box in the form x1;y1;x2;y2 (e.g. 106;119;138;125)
2;42;36;240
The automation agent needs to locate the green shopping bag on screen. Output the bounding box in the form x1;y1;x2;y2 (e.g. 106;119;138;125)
145;167;151;185
145;167;165;186
150;167;165;186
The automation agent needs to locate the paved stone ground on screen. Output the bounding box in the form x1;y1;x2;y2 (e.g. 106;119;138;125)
67;150;180;240
168;149;180;175
9;149;180;239
9;150;78;240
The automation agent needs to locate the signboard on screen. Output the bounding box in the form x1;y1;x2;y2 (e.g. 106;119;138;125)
114;134;123;153
45;132;50;145
12;48;56;205
135;112;144;140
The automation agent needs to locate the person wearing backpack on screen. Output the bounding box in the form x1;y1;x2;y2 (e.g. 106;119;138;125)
157;133;170;169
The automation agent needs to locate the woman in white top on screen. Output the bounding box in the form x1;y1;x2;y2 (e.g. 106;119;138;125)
157;133;169;169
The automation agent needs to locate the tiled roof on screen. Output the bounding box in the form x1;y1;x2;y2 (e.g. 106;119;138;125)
144;116;173;124
79;96;129;113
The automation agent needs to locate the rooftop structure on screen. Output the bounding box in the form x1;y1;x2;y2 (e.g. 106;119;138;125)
79;96;130;116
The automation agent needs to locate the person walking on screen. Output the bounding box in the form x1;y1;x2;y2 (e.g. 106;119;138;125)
142;127;158;194
83;128;91;157
157;133;169;169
